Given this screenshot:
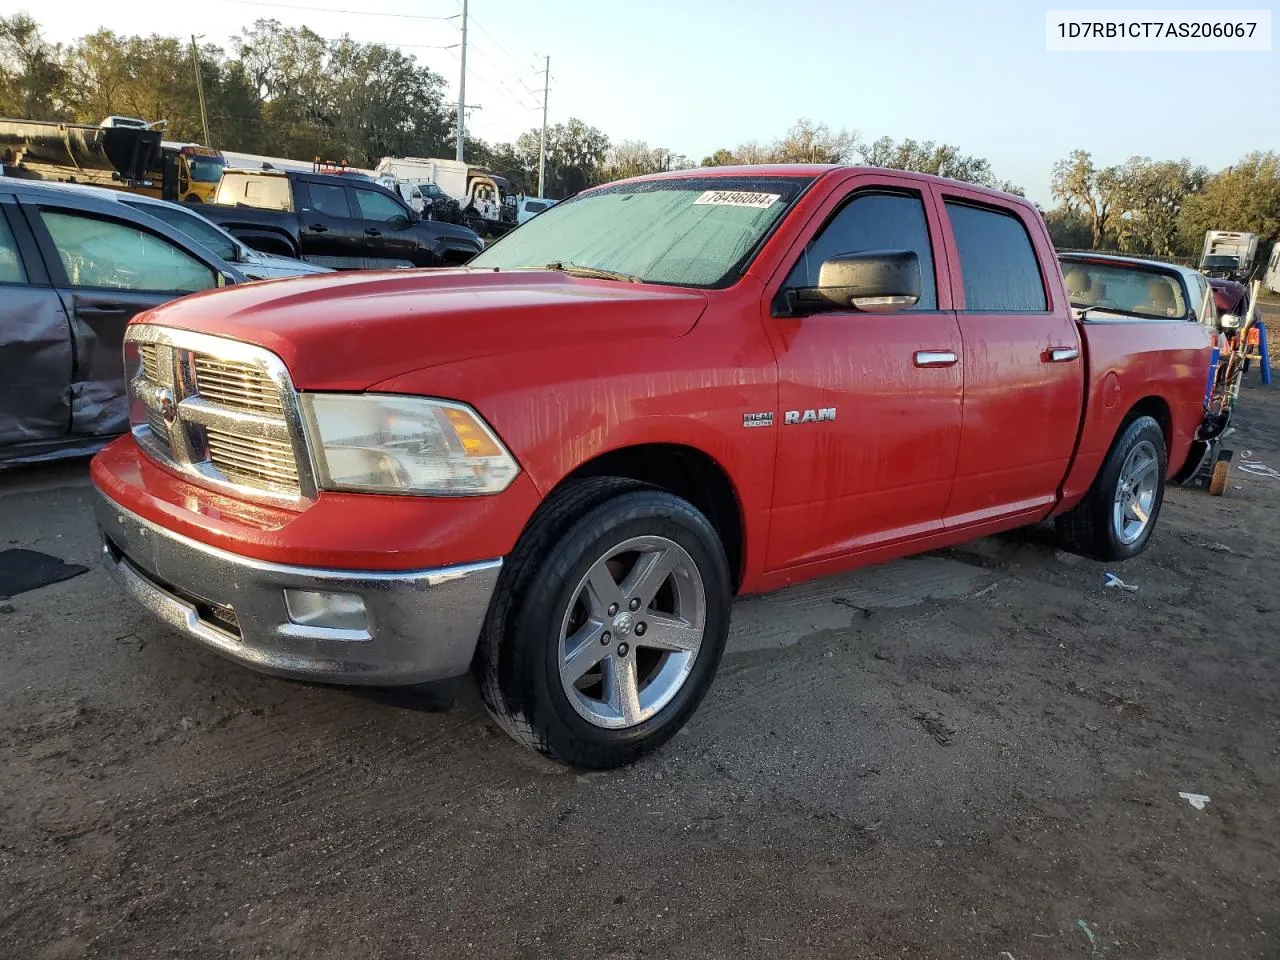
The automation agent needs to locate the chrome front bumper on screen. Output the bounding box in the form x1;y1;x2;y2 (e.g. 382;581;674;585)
93;488;501;686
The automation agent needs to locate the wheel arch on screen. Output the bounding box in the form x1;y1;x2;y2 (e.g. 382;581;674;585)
1124;395;1172;449
555;443;746;592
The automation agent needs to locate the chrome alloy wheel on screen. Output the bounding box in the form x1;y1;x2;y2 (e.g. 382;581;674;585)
557;535;707;729
1113;439;1159;545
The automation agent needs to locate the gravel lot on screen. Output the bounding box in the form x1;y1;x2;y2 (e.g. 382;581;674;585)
3;342;1279;959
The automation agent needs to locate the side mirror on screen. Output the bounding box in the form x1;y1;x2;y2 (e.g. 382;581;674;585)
785;250;921;315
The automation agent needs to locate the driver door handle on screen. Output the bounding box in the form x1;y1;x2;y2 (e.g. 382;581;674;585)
308;223;328;232
364;227;382;236
1046;347;1080;363
914;350;958;368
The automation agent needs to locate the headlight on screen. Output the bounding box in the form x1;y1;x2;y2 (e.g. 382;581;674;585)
301;394;519;495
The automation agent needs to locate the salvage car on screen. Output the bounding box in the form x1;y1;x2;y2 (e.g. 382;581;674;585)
1;179;245;466
1060;252;1219;326
90;165;1214;768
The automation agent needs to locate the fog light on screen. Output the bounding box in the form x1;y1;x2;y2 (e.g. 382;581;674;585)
283;589;369;631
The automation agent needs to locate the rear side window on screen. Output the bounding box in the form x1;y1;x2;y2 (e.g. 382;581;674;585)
785;191;937;310
945;202;1047;312
305;183;352;218
0;210;26;283
39;210;216;293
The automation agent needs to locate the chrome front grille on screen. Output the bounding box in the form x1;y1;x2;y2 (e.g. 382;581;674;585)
206;428;300;493
126;327;313;502
194;357;284;414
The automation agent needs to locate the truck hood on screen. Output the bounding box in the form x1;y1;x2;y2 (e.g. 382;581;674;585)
134;268;709;389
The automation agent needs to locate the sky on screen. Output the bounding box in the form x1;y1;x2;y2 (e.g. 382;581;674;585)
4;0;1278;204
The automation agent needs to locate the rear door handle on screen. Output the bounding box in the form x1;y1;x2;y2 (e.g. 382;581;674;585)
914;350;958;367
308;224;328;232
1046;347;1080;363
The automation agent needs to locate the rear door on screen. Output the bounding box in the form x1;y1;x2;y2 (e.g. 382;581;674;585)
348;184;420;266
24;202;220;438
932;187;1082;527
765;175;964;569
295;179;360;266
0;195;72;447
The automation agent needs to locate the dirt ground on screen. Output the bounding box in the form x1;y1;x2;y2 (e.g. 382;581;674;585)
3;328;1280;960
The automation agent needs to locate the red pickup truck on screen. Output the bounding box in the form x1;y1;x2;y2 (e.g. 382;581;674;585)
91;165;1213;768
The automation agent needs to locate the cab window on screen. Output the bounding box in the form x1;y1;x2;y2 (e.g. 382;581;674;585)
39;210;217;293
353;188;409;225
784;191;938;310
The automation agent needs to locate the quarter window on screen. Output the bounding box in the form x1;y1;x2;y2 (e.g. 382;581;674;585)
40;210;216;293
785;191;937;310
945;202;1047;311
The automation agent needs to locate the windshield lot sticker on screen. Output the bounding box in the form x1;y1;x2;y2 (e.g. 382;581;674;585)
694;190;781;209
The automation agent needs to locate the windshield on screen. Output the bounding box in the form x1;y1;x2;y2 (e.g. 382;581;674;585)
1202;255;1239;269
188;156;226;183
124;200;237;261
1062;261;1189;319
470;176;812;287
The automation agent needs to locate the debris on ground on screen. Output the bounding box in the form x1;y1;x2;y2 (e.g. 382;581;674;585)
1239;459;1280;479
1078;919;1097;949
1179;792;1210;811
1103;572;1139;592
915;711;955;745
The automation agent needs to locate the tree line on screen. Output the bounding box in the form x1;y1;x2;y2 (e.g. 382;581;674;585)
3;13;1277;258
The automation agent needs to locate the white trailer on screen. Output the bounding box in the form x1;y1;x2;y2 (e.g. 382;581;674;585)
374;157;504;226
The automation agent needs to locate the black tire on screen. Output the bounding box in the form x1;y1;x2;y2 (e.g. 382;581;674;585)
475;479;732;768
1055;415;1167;561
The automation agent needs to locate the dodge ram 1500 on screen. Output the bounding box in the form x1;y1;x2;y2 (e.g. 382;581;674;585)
91;165;1214;768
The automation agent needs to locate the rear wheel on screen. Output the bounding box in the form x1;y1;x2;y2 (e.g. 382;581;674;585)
476;481;731;768
1056;415;1167;561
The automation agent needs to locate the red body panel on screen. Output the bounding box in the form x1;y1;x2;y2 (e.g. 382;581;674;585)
93;165;1213;596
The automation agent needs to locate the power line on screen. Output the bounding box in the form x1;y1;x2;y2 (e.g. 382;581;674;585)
468;15;536;75
220;0;459;20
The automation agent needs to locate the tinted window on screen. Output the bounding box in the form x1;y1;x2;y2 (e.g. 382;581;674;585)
40;210;216;293
123;200;237;261
353;188;407;223
306;183;351;218
946;202;1046;311
0;210;26;283
526;201;548;214
784;192;937;310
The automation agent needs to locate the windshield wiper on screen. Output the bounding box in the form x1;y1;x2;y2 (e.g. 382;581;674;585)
544;261;641;283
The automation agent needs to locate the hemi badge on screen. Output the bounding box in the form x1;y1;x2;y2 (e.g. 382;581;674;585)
743;412;774;429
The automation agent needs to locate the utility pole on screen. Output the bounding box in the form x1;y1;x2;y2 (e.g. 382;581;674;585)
190;35;212;148
456;0;468;162
537;55;549;198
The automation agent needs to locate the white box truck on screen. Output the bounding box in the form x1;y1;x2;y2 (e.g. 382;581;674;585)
374;157;509;236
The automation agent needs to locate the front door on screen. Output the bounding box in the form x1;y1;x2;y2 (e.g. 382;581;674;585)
348;184;420;266
932;188;1083;526
25;203;220;437
0;199;72;447
766;180;964;570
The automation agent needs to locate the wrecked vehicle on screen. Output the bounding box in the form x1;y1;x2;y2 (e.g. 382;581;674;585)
1;179;245;467
91;165;1212;767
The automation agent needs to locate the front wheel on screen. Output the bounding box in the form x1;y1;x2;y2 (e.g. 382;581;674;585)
476;482;731;768
1056;415;1168;561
